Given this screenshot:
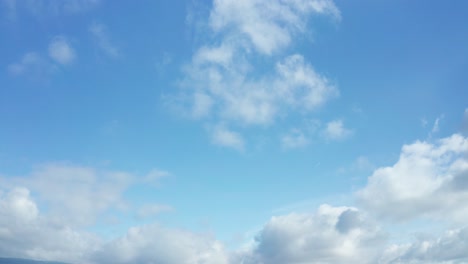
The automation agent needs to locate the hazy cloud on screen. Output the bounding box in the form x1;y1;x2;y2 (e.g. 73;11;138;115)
89;23;120;58
281;128;310;149
211;125;245;151
48;37;76;65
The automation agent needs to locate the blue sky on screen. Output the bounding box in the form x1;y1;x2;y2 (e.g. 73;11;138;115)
1;0;468;263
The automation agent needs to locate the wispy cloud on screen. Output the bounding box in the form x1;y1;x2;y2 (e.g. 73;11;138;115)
89;22;120;58
3;0;101;18
7;52;56;79
211;125;245;151
281;128;310;149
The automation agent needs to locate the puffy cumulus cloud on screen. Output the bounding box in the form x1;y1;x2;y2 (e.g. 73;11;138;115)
173;0;340;149
236;204;386;264
91;224;229;264
358;133;468;222
381;227;468;263
48;37;76;65
0;186;228;264
3;185;468;264
181;53;338;126
0;187;100;263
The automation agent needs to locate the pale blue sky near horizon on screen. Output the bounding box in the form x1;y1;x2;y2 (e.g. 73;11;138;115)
1;0;468;263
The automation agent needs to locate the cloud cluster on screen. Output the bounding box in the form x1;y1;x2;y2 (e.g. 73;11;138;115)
174;0;342;149
8;36;75;79
2;146;468;264
0;187;100;263
358;134;468;222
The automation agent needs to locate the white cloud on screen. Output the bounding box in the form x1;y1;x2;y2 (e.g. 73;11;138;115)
91;224;230;264
7;52;56;78
281;128;310;149
381;227;468;263
429;115;444;137
10;164;133;226
172;0;340;148
211;125;245;151
181;53;338;126
0;187;100;263
48;37;76;65
209;0;340;55
324;119;353;140
2;177;468;263
358;133;468;222
89;23;120;58
235;204;386;264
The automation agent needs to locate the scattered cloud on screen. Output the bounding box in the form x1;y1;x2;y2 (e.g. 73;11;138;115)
211;125;245;151
182;53;338;126
357;133;468;222
2;178;468;263
324;119;353;141
48;37;76;65
172;0;341;148
7;52;55;77
91;224;229;264
1;164;133;226
0;187;100;263
281;128;310;149
89;23;120;58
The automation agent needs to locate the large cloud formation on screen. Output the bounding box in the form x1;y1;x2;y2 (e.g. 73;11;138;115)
236;205;386;264
358;134;468;222
1;155;468;263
